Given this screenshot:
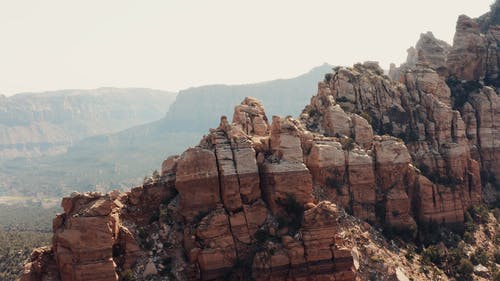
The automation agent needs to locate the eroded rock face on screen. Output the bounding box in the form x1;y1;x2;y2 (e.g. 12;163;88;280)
414;32;451;73
20;5;500;280
303;61;482;228
447;15;491;82
252;202;355;281
21;97;357;281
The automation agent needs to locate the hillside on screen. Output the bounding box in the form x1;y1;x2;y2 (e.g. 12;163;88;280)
0;87;176;159
0;65;331;198
163;63;333;132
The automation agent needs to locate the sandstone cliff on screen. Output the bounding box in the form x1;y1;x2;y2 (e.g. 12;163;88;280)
389;3;500;203
18;3;500;281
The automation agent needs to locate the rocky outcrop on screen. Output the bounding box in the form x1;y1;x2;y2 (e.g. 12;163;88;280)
21;98;357;281
391;3;500;193
447;14;500;83
415;32;451;72
20;4;500;280
303;61;482;228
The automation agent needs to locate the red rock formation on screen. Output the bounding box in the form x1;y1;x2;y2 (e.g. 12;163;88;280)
252;202;355;281
303;63;481;227
20;5;500;280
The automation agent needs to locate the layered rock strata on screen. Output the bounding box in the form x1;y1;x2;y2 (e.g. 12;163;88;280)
21;97;356;281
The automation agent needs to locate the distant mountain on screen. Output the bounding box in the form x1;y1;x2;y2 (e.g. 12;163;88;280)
164;63;333;132
0;87;176;159
0;64;333;198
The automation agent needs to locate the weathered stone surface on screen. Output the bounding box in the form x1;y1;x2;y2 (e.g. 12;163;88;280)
261;161;313;214
175;147;220;220
20;247;59;281
232;97;269;136
308;61;482;226
252;202;355;280
414;32;451;73
22;6;500;280
447;15;489;81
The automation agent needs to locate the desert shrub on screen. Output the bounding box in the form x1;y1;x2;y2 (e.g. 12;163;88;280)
493;208;500;222
152;170;160;181
336;96;349;103
457;258;474;279
494;249;500;264
470;248;488;266
149;211;159;224
160;257;173;274
254;229;270;245
405;246;415;262
464;210;477;232
494;271;500;281
344;138;356;151
159;208;172;224
463;231;475;244
276;194;305;233
446;244;467;267
421;245;442;266
359;112;372;125
324;73;334;83
325;177;343;195
121;269;136;281
469;204;489;224
381;122;393;135
418;219;440;245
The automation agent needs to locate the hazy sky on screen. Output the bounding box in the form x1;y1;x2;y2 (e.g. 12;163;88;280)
0;0;493;95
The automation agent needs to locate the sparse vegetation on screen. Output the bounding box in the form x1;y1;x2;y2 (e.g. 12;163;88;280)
359;112;372;125
0;205;57;280
336;96;349;103
457;258;474;279
470;248;488;266
276;194;305;234
121;268;136;281
421;245;442;266
326;177;344;195
343;138;356;151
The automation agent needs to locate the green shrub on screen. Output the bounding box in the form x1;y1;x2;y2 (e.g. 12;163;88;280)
463;231;475;244
469;204;489;224
336;96;349;103
344;138;356;151
121;269;136;281
254;229;270;245
359;112;372;125
276;194;305;233
493;208;500;222
152;170;160;181
159;208;173;224
464;210;477;232
470;248;488;265
405;247;415;262
493;271;500;281
381;123;393;135
457;258;473;278
421;245;442;266
325;177;343;195
494;249;500;264
149;211;159;224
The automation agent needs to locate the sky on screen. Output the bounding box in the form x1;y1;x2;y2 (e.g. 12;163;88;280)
0;0;493;96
